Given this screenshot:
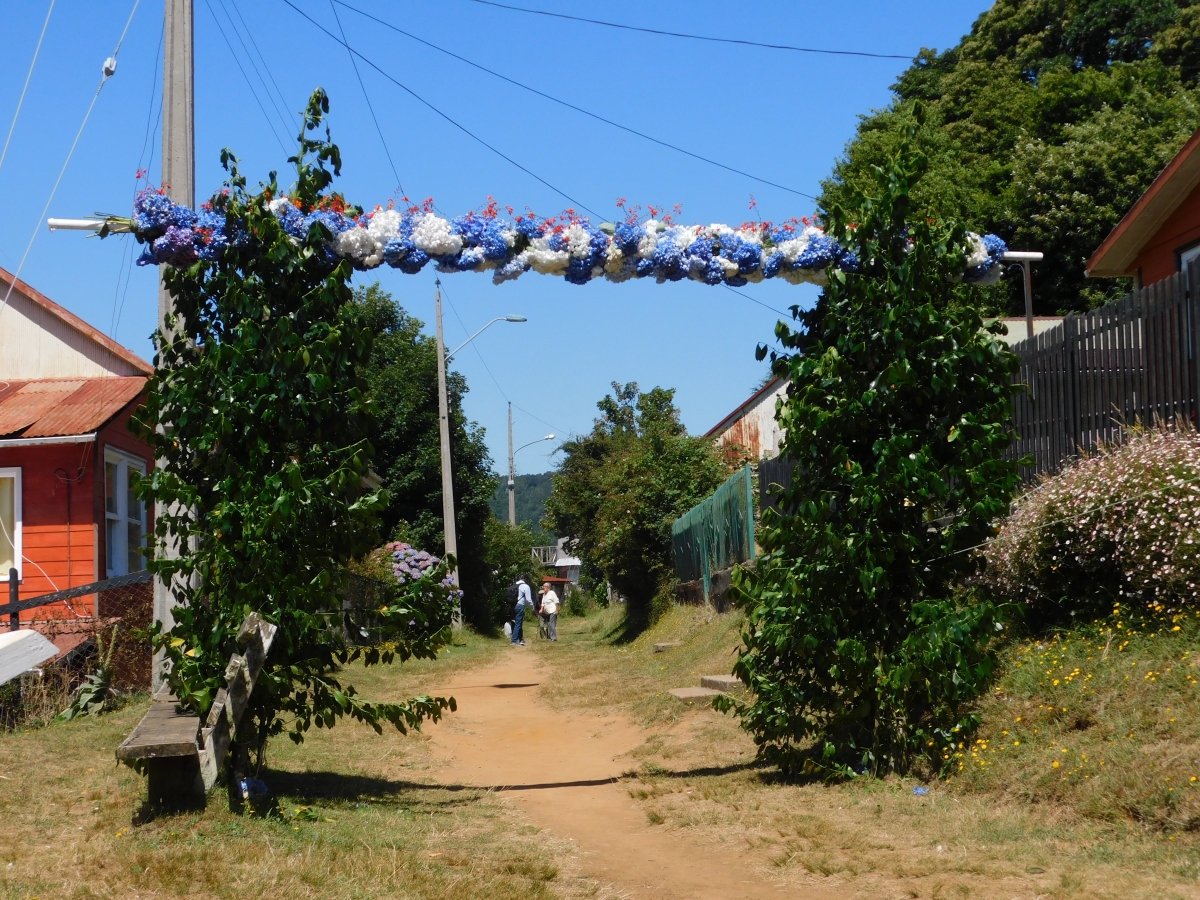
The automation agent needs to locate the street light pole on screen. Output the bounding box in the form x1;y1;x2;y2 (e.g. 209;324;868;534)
1002;251;1044;343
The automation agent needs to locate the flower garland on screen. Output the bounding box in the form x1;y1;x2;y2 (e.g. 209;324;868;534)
127;187;1008;287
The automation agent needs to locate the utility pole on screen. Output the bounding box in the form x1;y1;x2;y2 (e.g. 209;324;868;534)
153;0;194;689
434;281;460;614
507;402;516;526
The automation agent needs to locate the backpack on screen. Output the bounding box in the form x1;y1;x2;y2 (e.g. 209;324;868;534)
504;582;521;610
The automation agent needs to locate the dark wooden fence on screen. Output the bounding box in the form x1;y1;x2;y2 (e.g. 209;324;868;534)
1010;260;1199;477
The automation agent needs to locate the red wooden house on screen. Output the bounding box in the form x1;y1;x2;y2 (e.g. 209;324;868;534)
1088;126;1200;286
0;266;154;621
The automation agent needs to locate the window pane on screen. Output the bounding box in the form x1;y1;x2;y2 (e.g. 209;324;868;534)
0;477;14;574
106;518;118;574
126;468;141;522
105;462;119;515
126;521;143;573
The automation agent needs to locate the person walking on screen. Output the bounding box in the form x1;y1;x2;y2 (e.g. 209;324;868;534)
539;581;560;642
511;576;534;646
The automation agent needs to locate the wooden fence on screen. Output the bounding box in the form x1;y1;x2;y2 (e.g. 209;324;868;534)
1010;260;1199;477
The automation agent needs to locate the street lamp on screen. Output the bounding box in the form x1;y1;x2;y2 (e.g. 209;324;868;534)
1001;251;1044;344
507;418;555;526
433;279;525;616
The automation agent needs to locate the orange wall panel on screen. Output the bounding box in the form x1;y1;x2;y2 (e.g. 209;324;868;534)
1133;182;1200;285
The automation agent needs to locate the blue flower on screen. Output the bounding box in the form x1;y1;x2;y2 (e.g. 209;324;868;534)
763;251;785;278
493;255;530;284
983;233;1007;259
515;217;544;241
726;275;748;287
564;256;595;285
274;202;308;239
151;226;199;266
133;188;196;233
652;237;686;281
397;246;430;274
838;249;862;273
613;222;644;256
547;230;569;253
304;209;353;239
634;258;656;278
452;215;510;261
722;237;762;274
792;234;839;270
703;258;726;285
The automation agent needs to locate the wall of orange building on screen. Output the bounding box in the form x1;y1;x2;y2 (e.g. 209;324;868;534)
1133;181;1200;286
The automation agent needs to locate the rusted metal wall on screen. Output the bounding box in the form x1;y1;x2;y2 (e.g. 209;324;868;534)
710;378;788;461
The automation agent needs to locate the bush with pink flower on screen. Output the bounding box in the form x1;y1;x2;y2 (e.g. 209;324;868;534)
985;425;1200;627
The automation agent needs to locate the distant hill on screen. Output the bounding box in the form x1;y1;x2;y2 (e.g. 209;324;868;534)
490;471;555;537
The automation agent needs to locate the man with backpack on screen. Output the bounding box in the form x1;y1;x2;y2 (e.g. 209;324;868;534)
507;576;534;646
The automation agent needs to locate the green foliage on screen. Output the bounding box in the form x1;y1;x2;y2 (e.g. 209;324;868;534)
480;518;547;628
545;382;730;625
59;625;118;721
725;108;1021;777
352;282;496;628
823;0;1200;315
138;90;454;757
488;471;554;537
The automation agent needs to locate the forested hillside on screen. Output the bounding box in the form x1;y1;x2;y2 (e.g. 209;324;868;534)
821;0;1200;315
490;471;554;535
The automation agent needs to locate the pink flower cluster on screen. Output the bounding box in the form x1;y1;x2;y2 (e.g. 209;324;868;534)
986;425;1200;614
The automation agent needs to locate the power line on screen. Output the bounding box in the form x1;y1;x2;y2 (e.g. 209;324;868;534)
201;0;291;154
721;284;792;317
512;402;567;439
0;0;141;323
227;0;301;135
216;0;297;141
463;0;914;61
112;18;165;337
334;0;816;201
0;0;55;177
280;0;599;216
438;280;510;403
327;0;405;197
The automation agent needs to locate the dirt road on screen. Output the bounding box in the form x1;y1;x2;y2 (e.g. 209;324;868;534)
423;647;839;900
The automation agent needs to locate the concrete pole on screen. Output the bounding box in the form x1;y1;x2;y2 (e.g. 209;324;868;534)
507;402;516;526
435;282;460;614
1022;260;1035;345
153;0;194;690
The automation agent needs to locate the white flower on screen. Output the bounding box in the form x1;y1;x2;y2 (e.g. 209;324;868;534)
777;235;812;265
336;227;384;268
411;213;463;256
524;237;569;274
965;233;989;268
501;229;518;248
268;197;293;215
717;257;740;278
604;244;625;273
736;225;764;245
366;208;402;244
636;220;661;258
566;223;593;258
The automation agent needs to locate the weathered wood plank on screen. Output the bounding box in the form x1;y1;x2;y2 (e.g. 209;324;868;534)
116;697;201;760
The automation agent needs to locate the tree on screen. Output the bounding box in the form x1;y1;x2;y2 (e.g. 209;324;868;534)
725;107;1020;777
821;0;1200;315
138;91;454;767
353;282;496;628
480;519;548;626
545;383;730;625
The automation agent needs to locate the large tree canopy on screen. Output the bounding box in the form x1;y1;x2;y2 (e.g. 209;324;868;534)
821;0;1200;315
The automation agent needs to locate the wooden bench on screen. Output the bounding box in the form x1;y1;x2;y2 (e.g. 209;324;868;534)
117;612;276;810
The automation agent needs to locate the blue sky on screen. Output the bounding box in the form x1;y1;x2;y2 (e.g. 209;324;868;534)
0;0;991;477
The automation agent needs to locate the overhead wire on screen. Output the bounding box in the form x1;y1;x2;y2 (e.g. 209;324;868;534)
215;0;298;141
280;0;599;216
721;284;792;318
0;0;56;177
111;17;165;337
0;0;141;324
227;0;301;134
327;0;405;196
463;0;914;60
334;0;816;201
201;0;291;154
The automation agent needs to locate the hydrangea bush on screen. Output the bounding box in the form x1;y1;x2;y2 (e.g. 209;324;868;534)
387;541;463;607
985;425;1200;628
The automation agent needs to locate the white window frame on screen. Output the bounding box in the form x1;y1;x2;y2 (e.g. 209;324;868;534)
104;448;147;578
1180;240;1200;275
0;467;21;582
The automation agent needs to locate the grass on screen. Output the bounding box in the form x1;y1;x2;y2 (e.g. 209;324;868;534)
539;602;1200;899
0;628;598;900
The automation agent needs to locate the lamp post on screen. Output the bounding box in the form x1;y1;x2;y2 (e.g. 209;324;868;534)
434;282;524;606
508;428;555;526
1001;251;1044;344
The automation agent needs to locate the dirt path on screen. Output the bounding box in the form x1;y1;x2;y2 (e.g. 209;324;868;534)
423;647;840;900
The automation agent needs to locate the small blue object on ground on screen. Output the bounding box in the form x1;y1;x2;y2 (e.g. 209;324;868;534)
912;786;929;795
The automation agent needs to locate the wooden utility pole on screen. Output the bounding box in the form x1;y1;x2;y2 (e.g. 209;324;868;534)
434;282;460;612
153;0;194;689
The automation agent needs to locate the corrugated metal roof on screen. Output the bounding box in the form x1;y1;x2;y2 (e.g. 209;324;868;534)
0;377;146;438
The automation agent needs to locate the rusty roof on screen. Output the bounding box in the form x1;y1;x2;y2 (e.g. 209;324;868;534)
0;377;146;438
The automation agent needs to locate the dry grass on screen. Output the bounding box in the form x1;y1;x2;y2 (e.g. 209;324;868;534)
541;604;1200;899
0;629;604;900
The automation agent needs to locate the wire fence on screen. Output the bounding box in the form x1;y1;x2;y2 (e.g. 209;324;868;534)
671;465;756;604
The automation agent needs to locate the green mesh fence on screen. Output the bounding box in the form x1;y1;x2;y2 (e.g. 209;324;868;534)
670;465;756;603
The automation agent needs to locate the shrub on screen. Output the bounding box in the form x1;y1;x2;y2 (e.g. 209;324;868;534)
724;106;1020;777
985;424;1200;628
